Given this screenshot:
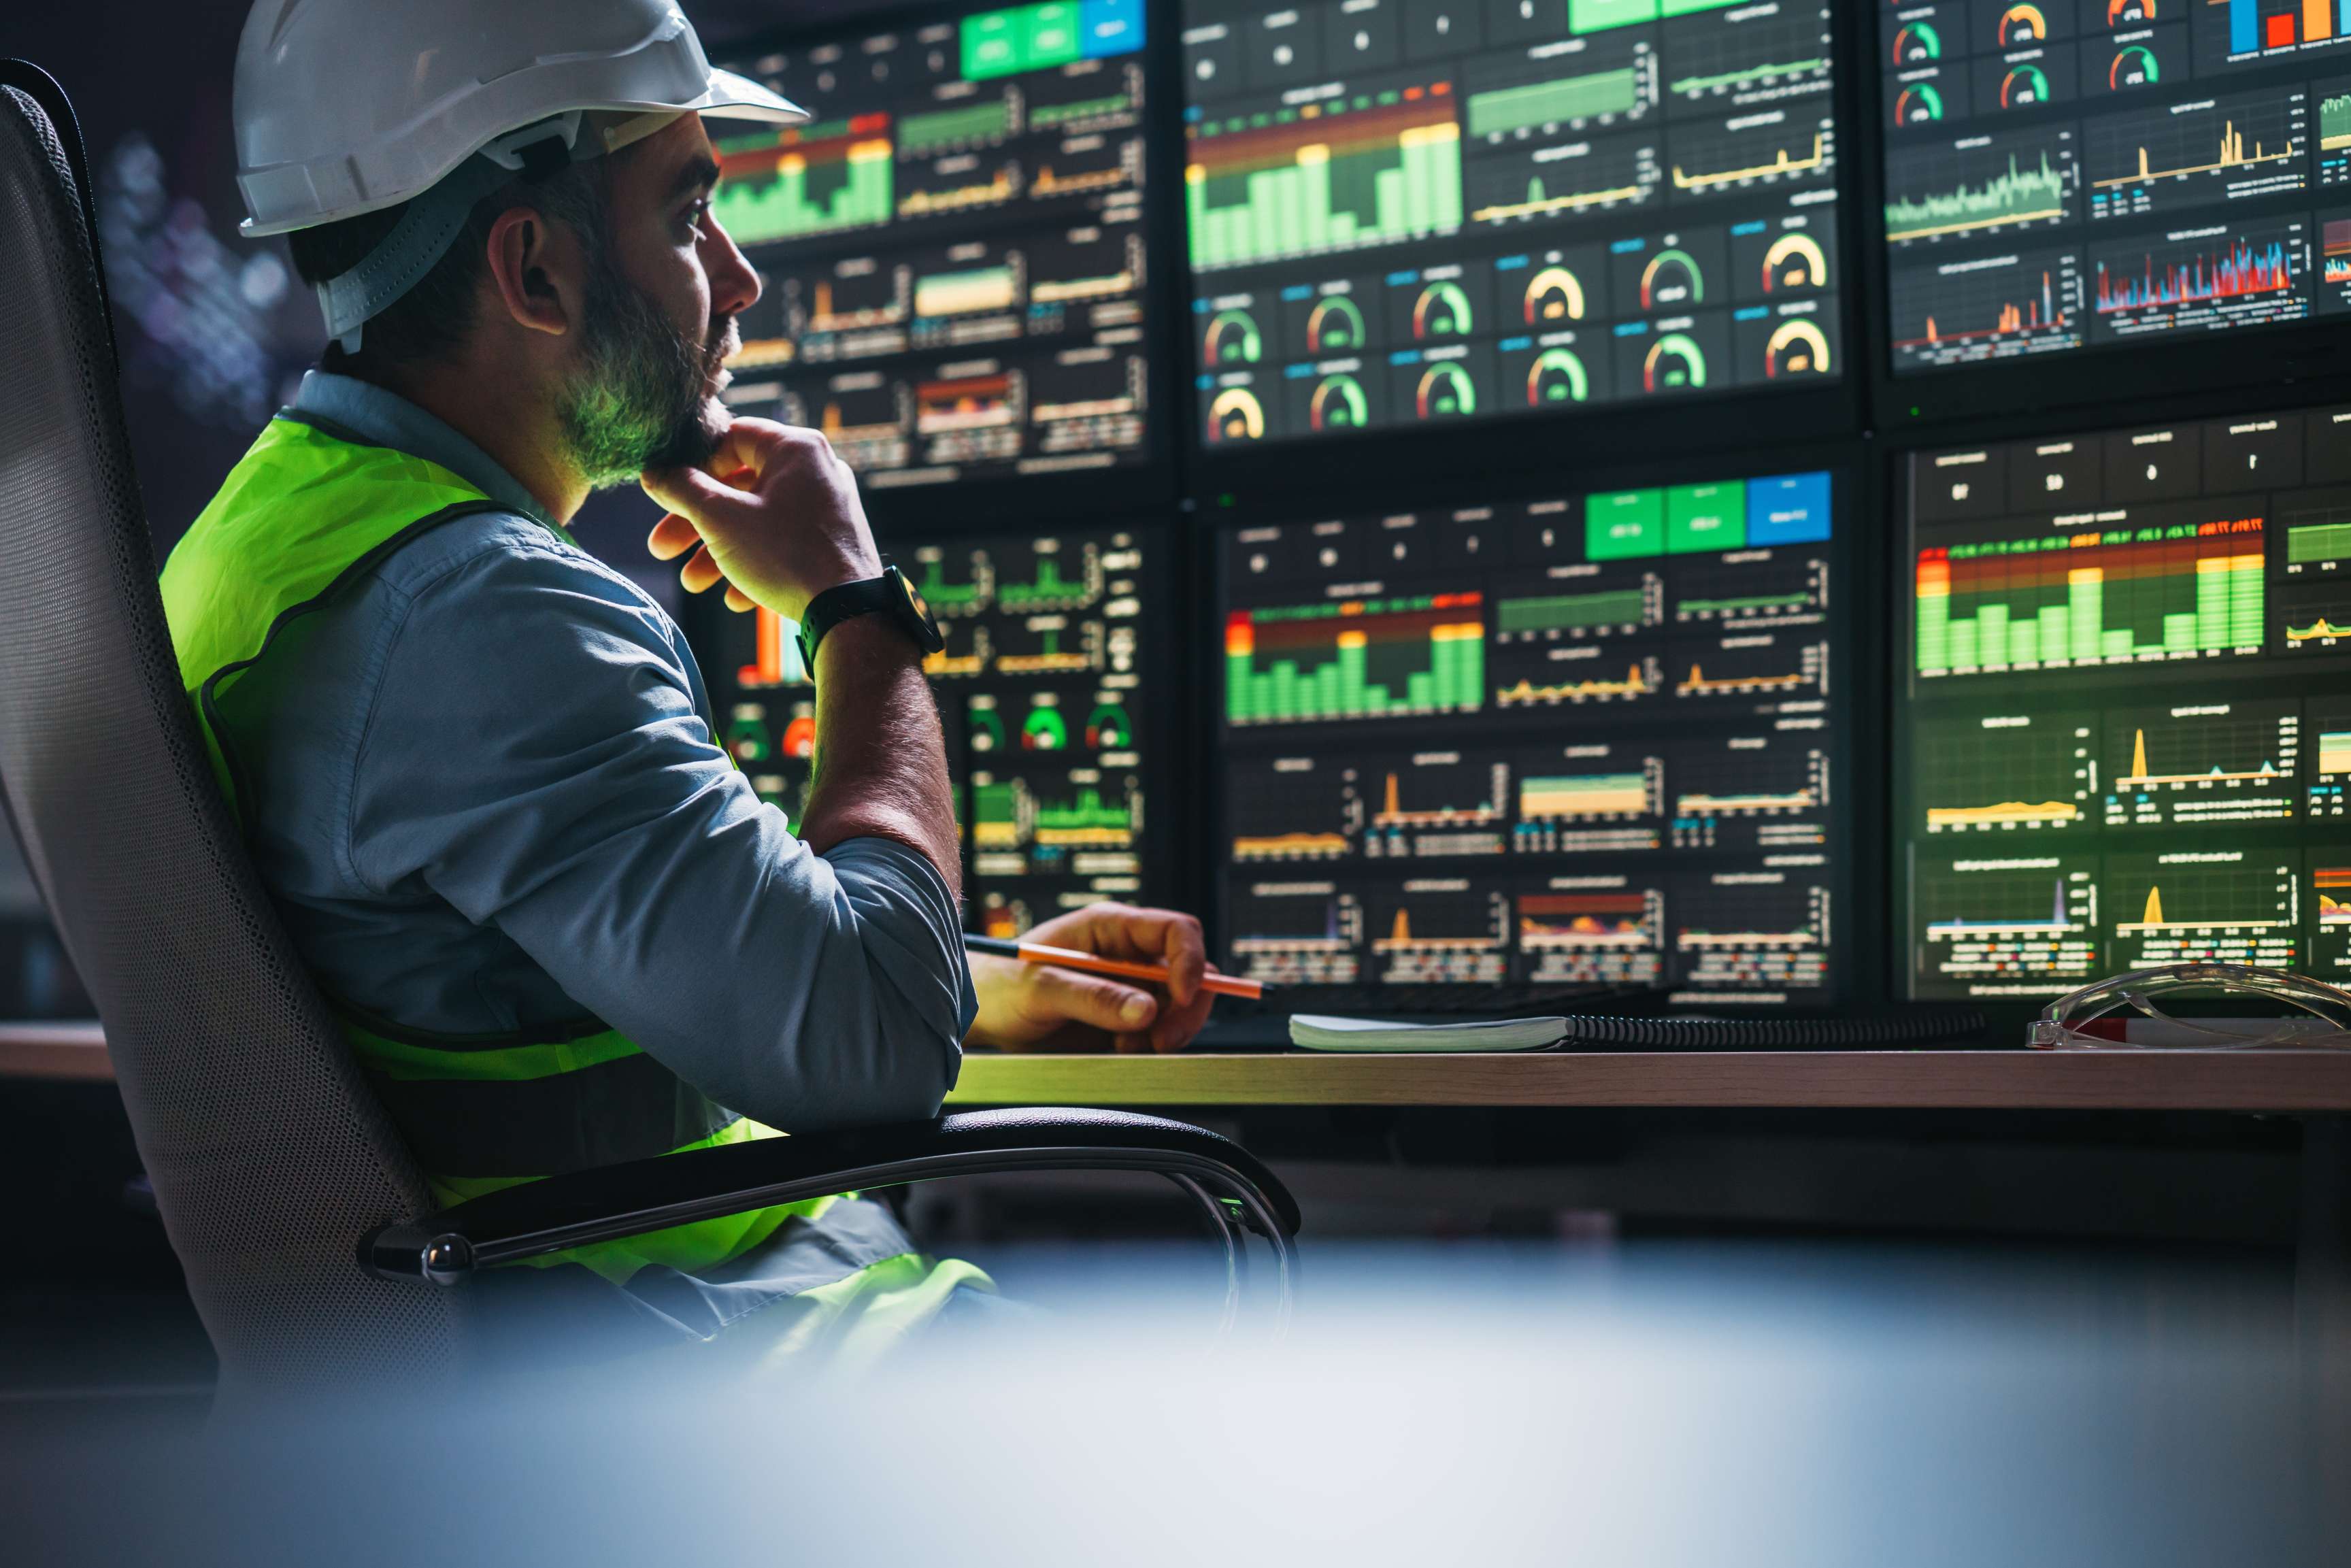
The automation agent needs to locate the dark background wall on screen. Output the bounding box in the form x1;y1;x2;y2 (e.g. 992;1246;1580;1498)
0;2;888;1013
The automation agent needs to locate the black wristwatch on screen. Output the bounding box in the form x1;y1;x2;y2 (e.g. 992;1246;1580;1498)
797;564;946;674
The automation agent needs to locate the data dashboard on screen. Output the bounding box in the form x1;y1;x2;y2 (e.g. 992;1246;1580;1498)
1183;0;1845;451
1216;466;1844;1001
1877;0;2351;378
1899;400;2351;997
708;524;1162;937
713;0;1154;489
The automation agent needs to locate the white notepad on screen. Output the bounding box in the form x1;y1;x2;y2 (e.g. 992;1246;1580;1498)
1288;1014;1566;1052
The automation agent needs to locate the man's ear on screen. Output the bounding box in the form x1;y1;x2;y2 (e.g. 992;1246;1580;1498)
484;205;580;339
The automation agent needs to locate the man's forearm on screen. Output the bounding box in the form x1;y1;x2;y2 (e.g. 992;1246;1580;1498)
795;615;963;897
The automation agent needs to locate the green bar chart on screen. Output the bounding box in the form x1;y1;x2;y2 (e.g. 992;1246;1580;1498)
1226;595;1486;724
1186;91;1465;271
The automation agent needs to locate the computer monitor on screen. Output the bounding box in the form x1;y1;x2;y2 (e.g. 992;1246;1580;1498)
1180;0;1846;458
710;0;1163;507
1871;0;2351;421
1896;399;2351;999
704;522;1169;937
1213;457;1850;1003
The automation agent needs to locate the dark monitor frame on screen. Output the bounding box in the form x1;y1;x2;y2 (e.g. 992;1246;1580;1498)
679;510;1197;929
1882;380;2351;1033
1171;0;1873;502
1195;435;1883;1007
1853;3;2351;435
701;0;1189;531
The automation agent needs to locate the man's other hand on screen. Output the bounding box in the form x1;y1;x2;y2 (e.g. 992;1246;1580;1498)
642;418;882;619
965;903;1219;1055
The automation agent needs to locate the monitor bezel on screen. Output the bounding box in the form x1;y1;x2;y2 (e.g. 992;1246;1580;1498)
1198;437;1878;1008
1853;1;2351;436
1171;0;1873;497
701;0;1188;530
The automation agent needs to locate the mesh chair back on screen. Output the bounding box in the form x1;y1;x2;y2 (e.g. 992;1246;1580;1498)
0;65;461;1390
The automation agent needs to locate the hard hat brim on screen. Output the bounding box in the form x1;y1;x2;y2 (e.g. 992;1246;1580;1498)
238;71;807;237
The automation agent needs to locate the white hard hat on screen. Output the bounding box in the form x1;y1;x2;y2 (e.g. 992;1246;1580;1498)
233;0;807;350
234;0;804;236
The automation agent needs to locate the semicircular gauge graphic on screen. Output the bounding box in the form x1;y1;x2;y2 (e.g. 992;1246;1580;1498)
1020;705;1069;752
780;713;818;761
1642;333;1708;393
1999;64;2050;108
1523;265;1587;324
1208;386;1266;443
2109;44;2159;88
1524;348;1590;407
1891;19;1941;64
1415;361;1478;418
1305;294;1367;353
1995;3;2048;48
1309;372;1371;431
1761;233;1829;293
2105;0;2154;24
1412;279;1474;339
1764;319;1833;378
969;707;1007;754
1639;248;1704;310
1085;702;1132;750
1895;82;1944;124
1203;308;1262;365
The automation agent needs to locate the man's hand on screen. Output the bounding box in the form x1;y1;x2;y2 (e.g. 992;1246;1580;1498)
965;904;1220;1055
642;418;882;619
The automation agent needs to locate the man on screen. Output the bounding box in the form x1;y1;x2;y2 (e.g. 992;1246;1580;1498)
161;0;1215;1360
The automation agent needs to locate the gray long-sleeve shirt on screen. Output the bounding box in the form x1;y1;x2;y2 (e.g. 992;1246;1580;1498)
236;372;974;1137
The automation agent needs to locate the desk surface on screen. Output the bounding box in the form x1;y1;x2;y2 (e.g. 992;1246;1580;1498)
12;1021;2351;1110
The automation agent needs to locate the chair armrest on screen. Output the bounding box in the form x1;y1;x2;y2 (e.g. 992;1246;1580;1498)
359;1107;1299;1284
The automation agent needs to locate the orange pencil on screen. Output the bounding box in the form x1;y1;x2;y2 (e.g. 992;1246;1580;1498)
963;935;1265;1000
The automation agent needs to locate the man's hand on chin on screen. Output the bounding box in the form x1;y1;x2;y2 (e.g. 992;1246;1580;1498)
964;903;1220;1055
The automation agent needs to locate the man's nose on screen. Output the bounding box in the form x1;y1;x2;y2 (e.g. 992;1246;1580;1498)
705;218;761;318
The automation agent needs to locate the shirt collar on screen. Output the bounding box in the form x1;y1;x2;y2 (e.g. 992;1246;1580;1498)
288;371;561;532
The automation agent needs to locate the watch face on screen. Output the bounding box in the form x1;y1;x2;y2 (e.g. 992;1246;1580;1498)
898;571;934;625
889;565;947;652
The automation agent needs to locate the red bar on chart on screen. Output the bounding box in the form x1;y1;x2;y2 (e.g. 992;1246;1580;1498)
2268;12;2297;46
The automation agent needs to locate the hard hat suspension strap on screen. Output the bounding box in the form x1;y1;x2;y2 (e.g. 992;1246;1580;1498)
313;114;595;355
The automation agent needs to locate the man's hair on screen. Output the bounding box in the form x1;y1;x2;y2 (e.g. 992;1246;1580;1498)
284;156;616;375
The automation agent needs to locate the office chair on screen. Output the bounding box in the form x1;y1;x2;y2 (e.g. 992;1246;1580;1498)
0;63;1296;1396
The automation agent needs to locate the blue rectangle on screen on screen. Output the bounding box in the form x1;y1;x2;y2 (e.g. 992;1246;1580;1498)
1746;472;1832;545
1081;0;1145;56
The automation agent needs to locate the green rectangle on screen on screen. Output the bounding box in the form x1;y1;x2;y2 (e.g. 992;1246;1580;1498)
1025;3;1083;67
1586;488;1665;559
963;11;1024;78
1666;482;1746;554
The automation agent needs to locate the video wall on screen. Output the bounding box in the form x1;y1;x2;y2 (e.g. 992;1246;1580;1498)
1898;401;2351;997
1185;0;1845;446
668;0;2351;1005
1215;467;1844;1001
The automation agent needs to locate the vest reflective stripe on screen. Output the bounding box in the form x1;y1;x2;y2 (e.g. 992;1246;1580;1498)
160;414;814;1284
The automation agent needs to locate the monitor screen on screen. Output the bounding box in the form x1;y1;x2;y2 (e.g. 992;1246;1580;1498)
1180;0;1844;450
707;523;1163;937
1215;464;1846;1002
1875;0;2350;381
1897;402;2351;999
712;0;1154;490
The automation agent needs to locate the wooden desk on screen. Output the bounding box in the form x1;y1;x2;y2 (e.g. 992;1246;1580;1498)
13;1021;2351;1111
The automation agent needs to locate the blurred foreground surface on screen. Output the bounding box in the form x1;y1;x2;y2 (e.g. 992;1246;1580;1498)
5;1240;2345;1567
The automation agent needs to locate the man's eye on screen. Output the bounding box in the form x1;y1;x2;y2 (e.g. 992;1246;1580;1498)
682;198;714;237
